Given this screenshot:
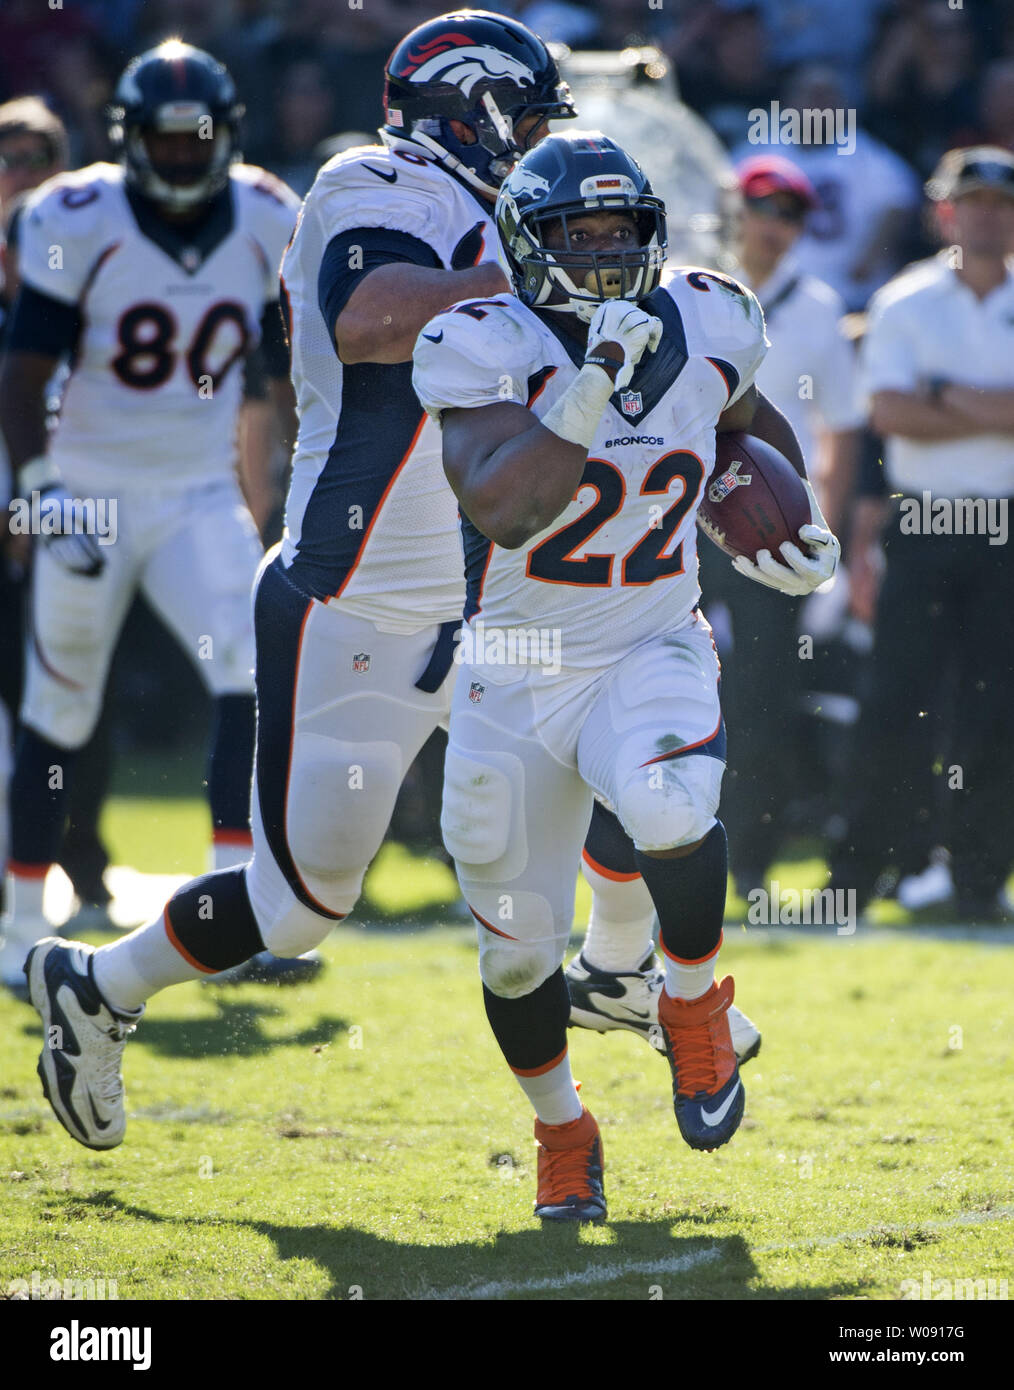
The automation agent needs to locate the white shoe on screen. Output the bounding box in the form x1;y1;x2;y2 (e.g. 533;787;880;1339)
897;855;954;911
26;937;141;1149
727;1000;762;1065
565;951;762;1065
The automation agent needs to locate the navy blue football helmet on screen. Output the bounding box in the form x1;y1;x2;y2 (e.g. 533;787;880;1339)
496;132;667;321
108;41;243;213
382;10;576;197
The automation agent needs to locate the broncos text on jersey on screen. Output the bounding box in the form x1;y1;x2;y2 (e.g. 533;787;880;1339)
17;161;299;492
413;269;769;669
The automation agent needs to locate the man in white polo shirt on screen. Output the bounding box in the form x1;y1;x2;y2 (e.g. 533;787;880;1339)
697;154;862;895
830;146;1014;922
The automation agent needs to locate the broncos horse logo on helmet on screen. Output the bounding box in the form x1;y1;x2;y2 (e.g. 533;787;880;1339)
399;38;538;97
383;10;576;198
108;40;243;214
496;132;668;322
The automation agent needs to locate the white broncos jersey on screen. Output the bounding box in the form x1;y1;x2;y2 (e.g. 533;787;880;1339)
278;138;500;620
18;161;299;491
414;270;768;669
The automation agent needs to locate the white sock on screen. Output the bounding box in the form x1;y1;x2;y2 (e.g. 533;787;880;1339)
93;910;208;1013
663;938;720;1001
0;870;50;983
211;835;253;872
513;1051;583;1126
2;869;47;934
580;857;656;972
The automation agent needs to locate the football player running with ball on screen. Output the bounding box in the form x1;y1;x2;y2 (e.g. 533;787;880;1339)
0;43;300;991
413;133;839;1221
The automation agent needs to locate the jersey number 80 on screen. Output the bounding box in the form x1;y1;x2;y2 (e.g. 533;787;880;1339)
112;300;249;392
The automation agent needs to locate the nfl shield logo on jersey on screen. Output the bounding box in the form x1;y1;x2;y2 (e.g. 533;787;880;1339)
352;652;371;674
708;460;752;504
619;390;643;418
468;681;485;704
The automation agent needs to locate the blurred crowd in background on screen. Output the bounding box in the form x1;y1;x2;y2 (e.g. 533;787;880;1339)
2;0;1014;194
2;0;1012;919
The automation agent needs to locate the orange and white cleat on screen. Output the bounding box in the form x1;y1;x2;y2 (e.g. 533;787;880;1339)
534;1105;607;1223
657;976;745;1151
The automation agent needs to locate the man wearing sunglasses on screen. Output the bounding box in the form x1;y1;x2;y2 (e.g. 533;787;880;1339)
695;154;862;899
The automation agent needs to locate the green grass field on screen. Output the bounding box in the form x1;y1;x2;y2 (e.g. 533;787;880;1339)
1;795;1012;1301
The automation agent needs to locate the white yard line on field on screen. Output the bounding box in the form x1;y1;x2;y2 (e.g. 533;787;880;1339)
754;1204;1014;1254
428;1245;722;1301
424;1207;1013;1300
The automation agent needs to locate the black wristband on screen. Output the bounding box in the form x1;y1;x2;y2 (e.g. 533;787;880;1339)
585;354;620;376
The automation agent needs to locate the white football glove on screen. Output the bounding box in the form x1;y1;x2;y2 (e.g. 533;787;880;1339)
585;300;663;392
39;485;106;578
732;479;840;597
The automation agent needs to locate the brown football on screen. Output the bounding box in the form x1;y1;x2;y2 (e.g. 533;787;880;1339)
696;432;810;562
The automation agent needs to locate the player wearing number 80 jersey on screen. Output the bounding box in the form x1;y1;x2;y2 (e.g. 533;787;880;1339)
15;156;296;493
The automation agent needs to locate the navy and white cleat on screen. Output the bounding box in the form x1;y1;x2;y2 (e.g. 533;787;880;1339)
566;951;662;1039
534;1106;607;1223
204;949;325;986
26;938;141;1150
566;951;762;1064
656;975;745;1151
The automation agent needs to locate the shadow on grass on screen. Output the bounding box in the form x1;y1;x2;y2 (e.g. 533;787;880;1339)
138;1002;349;1060
18;998;348;1061
72;1193;867;1300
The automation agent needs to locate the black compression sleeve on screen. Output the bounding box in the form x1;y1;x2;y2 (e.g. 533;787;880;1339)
317;226;441;347
6;283;82;357
242;343;268;401
260;299;290;380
